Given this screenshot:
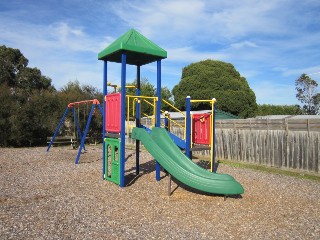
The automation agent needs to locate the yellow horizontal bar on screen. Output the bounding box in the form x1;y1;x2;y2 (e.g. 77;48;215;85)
190;99;215;103
126;95;158;100
107;82;136;89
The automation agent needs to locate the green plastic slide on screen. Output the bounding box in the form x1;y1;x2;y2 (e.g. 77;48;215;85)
131;127;244;195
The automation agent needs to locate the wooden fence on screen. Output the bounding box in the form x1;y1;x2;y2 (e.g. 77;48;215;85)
126;119;320;173
216;118;320;132
214;119;320;173
215;129;319;173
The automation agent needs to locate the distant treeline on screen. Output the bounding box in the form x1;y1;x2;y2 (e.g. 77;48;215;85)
0;45;303;147
255;104;302;116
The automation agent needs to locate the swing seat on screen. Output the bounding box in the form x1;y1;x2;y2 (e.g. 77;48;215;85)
46;136;77;146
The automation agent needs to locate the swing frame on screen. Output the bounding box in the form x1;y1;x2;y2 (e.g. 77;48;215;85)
47;99;103;164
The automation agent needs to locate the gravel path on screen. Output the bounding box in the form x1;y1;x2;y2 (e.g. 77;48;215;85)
0;146;319;239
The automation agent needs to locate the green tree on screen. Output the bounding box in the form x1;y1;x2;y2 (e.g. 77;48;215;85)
172;60;257;118
0;45;28;86
16;67;53;93
0;84;15;146
256;104;302;116
295;73;319;115
57;81;103;138
0;46;58;146
125;78;173;117
8;90;61;146
313;93;320;114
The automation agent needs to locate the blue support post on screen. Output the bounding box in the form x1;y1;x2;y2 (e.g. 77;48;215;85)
102;61;107;179
120;52;127;187
135;65;141;175
75;104;96;164
155;60;161;181
185;96;191;159
47;106;69;152
164;112;170;131
97;104;103;116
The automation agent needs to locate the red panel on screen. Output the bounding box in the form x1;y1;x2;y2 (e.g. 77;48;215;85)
105;93;121;133
192;114;211;145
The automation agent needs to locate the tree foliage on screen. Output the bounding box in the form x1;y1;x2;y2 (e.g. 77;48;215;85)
256;104;302;116
0;46;103;147
57;81;103;137
172;60;257;118
125;78;173;118
295;73;319;114
0;45;28;86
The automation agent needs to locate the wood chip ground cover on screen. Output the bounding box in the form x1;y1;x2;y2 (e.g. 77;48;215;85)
0;146;319;239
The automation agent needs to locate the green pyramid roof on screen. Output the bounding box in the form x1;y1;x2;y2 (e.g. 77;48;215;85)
98;29;167;66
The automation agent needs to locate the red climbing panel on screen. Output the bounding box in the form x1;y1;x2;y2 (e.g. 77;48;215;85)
105;93;121;133
192;114;211;145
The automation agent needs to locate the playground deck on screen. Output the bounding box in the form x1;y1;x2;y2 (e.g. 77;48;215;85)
0;147;319;239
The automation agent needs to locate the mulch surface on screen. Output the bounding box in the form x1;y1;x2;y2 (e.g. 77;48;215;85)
0;146;319;239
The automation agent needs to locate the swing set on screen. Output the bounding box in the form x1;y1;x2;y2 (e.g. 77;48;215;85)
47;99;103;164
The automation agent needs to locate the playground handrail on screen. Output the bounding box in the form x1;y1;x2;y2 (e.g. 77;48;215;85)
161;99;186;139
190;99;215;103
160;109;185;130
162;99;185;116
126;95;158;126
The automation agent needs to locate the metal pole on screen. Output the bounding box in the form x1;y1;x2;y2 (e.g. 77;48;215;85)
120;52;127;187
97;103;103;116
47;106;69;152
185;96;191;158
102;61;107;179
155;60;161;181
164;111;170;131
168;173;171;196
212;99;217;172
136;65;141;175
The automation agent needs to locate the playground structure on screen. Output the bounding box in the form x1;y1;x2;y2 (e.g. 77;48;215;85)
47;29;243;195
97;29;244;195
47;99;103;164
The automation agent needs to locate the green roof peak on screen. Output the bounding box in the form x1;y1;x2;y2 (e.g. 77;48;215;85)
98;29;167;65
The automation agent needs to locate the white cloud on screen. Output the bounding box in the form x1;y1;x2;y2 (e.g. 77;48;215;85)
280;66;320;77
252;81;298;105
166;46;229;62
1;0;319;105
230;41;258;49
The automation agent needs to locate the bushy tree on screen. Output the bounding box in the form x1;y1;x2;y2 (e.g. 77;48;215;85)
0;45;60;146
57;81;103;138
172;60;257;118
256;104;302;116
8;90;61;146
0;45;28;86
295;73;319;115
0;84;15;146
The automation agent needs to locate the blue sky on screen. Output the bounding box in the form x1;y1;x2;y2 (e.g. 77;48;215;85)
1;0;319;105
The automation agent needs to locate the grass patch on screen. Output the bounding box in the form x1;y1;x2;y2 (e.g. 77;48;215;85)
220;159;320;181
193;155;320;182
127;145;320;181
